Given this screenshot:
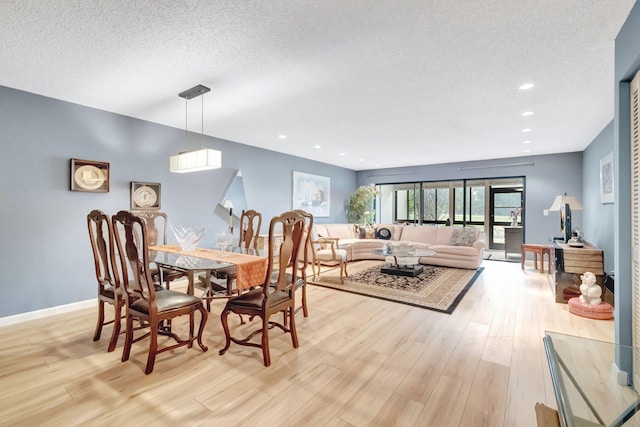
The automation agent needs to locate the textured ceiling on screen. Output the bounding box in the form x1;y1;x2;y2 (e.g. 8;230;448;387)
0;1;635;170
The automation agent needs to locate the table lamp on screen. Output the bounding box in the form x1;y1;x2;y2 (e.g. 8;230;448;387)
548;193;582;243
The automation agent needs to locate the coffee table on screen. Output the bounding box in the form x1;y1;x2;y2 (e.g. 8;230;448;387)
371;246;435;277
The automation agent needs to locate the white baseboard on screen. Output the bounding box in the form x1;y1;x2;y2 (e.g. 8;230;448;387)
611;362;630;386
0;299;97;327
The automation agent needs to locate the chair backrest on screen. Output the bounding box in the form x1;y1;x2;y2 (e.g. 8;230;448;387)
239;209;262;250
87;210;119;295
112;210;157;307
132;210;168;246
263;211;305;298
293;209;314;276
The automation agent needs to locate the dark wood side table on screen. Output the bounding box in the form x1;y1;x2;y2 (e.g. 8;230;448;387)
504;226;523;257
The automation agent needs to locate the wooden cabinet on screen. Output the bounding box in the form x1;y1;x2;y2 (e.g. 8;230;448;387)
504;227;523;257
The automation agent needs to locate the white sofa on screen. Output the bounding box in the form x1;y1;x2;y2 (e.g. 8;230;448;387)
314;224;485;269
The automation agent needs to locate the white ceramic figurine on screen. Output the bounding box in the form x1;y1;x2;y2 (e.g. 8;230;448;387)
579;271;602;305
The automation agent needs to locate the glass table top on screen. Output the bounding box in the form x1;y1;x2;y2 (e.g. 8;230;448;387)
544;331;640;426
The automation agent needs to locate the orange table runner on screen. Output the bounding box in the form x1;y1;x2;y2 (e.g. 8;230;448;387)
150;245;267;290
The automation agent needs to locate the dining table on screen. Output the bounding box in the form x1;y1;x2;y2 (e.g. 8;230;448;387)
149;245;268;297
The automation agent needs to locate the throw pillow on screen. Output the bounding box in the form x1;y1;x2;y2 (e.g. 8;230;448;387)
376;227;392;240
450;228;477;247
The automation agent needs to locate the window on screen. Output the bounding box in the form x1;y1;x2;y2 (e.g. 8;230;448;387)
423;185;450;224
379;177;524;249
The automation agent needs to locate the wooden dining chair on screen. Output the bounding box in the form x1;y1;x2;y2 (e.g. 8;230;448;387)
204;209;262;303
132;210;187;288
219;210;305;366
112;210;208;374
292;209;313;318
87;210;123;352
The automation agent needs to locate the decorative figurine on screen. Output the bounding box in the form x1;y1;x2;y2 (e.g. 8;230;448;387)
579;271;602;305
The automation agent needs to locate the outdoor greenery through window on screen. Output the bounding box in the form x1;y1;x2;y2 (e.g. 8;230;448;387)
376;177;524;250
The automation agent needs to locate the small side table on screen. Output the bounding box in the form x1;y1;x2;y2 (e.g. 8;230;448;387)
521;243;554;273
504;226;523;257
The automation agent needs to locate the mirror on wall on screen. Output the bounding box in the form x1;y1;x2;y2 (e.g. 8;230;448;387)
218;169;248;218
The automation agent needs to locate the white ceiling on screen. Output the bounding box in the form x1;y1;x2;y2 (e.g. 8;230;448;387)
1;1;635;171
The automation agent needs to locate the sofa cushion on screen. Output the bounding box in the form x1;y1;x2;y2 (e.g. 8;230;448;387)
400;225;438;243
375;227;392;240
325;224;356;240
377;224;402;240
429;244;479;256
450;228;478;247
314;224;329;238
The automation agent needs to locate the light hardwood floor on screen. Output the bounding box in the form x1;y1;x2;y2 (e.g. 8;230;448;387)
0;260;615;426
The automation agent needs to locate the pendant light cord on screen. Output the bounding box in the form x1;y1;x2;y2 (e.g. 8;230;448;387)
184;97;188;153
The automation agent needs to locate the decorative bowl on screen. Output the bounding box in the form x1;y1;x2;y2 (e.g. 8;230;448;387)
169;223;207;252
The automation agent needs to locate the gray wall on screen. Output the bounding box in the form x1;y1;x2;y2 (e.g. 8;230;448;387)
0;85;355;318
356;152;584;246
582;121;615;275
614;0;640;357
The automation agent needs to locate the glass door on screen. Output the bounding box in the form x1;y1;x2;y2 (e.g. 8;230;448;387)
489;187;523;250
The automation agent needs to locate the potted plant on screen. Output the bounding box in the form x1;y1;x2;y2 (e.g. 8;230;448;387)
348;185;381;225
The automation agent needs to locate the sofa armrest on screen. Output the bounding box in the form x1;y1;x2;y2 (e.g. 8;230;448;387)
472;239;486;251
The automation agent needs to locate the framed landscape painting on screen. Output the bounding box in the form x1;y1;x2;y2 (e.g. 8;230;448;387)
292;171;330;217
600;151;614;204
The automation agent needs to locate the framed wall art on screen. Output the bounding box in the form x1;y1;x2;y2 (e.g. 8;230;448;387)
70;158;110;192
130;182;161;210
292;171;330;217
600;151;614;204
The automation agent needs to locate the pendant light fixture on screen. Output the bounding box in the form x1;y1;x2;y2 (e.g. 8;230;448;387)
170;84;222;173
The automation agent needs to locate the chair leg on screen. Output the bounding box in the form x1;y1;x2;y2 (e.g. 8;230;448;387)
188;312;194;348
301;282;308;317
107;302;122;353
289;306;299;349
338;261;344;284
145;321;159;375
219;308;232;355
261;316;271;367
121;313;134;362
94;300;105;341
195;306;209;352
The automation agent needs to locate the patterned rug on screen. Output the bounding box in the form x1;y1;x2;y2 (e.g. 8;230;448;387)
309;260;484;314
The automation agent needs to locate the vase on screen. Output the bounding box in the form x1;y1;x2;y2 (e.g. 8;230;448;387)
511;219;518;227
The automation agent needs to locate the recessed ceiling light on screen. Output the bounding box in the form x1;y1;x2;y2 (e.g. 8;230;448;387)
521;128;532;133
375;164;381;167
339;152;345;156
278;134;286;139
519;83;534;90
522;140;532;144
359;158;365;162
524;149;531;153
314;145;321;149
522;111;533;116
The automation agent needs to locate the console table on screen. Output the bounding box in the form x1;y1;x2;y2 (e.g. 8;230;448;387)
504;226;523;257
549;242;604;303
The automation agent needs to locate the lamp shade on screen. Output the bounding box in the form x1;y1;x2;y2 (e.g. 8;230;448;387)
170;148;222;173
548;193;582;211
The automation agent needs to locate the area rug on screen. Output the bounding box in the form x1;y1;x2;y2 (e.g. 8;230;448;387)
309;260;484;314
